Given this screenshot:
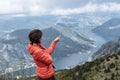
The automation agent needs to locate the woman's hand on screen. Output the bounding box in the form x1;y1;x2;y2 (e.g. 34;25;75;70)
54;35;60;43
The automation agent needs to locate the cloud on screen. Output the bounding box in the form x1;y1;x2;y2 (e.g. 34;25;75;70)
0;0;120;16
50;2;120;15
0;0;24;14
92;0;120;4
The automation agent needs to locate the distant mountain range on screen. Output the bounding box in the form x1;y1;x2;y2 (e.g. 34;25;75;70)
0;15;58;31
0;25;94;70
0;14;109;37
92;18;120;40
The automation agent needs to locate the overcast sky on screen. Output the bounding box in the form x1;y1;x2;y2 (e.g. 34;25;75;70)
0;0;120;16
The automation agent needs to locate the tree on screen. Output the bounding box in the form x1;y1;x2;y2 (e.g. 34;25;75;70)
106;57;110;61
104;67;111;73
115;61;119;70
104;77;108;80
111;73;115;80
115;55;119;59
116;72;119;80
109;63;115;69
0;73;5;80
117;51;120;55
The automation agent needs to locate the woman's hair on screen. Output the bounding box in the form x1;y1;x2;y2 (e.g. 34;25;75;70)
28;29;42;44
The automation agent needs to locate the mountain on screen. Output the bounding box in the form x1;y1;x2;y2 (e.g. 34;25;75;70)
55;52;120;80
92;18;120;40
0;29;32;70
92;37;120;60
56;14;109;28
0;15;58;35
42;25;94;58
0;25;94;71
0;14;110;37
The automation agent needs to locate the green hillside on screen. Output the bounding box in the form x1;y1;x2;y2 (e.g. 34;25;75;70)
55;52;120;80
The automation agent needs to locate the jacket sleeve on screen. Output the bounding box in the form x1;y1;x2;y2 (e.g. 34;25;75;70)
33;49;53;65
46;41;57;55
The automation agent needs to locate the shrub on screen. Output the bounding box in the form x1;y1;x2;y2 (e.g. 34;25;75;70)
104;67;111;73
109;63;115;69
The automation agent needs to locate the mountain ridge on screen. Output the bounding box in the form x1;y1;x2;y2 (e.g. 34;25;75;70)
0;25;94;71
92;18;120;40
92;37;120;60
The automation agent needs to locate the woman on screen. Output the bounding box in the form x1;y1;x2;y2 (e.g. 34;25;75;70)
28;29;60;80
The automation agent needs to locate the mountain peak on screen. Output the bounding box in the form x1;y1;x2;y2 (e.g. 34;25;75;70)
48;24;94;45
2;29;31;41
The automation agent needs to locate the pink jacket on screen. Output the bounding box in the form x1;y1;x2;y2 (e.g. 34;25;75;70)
28;41;57;79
